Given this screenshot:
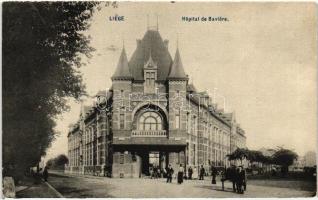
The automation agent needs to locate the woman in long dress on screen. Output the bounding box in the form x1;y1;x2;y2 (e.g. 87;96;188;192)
193;166;199;180
177;164;184;184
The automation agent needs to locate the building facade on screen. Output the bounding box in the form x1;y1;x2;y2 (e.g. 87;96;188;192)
66;29;246;178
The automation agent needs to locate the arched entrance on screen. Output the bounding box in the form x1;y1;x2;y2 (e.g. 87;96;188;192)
132;105;168;176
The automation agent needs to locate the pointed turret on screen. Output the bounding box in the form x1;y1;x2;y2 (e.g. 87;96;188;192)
168;48;188;80
111;48;133;81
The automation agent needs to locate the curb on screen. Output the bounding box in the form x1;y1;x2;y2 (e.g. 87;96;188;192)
42;180;64;198
53;172;109;180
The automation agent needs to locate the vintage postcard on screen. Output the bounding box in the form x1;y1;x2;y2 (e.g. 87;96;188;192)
2;1;317;198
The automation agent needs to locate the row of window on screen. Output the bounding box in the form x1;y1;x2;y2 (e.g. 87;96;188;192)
69;141;107;167
186;114;231;147
68;135;80;150
69;148;80;167
83;143;94;166
187;142;231;166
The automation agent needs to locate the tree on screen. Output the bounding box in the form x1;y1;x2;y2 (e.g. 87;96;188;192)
272;147;298;175
3;2;99;180
46;154;68;169
247;150;262;162
227;148;249;165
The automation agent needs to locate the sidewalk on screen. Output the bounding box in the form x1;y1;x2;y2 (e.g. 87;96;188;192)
16;176;63;198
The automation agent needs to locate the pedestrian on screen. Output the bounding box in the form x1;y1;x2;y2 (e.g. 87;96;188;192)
43;166;49;182
211;165;217;184
157;167;161;178
199;165;205;180
153;165;158;179
166;164;174;183
241;166;247;191
230;165;237;192
150;166;154;179
188;166;193;180
193;166;198;180
236;167;243;194
177;164;184;184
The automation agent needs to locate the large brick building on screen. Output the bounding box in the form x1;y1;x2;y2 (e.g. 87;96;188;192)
66;29;246;178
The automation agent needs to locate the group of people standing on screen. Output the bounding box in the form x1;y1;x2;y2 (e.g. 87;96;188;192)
187;165;206;180
149;165;162;179
165;164;188;184
223;165;247;194
164;164;247;195
164;164;213;184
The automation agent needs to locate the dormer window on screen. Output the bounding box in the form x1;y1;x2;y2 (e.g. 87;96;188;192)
144;51;157;94
146;72;155;87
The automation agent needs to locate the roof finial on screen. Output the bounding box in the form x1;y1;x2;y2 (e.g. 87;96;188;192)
147;14;149;30
156;14;159;31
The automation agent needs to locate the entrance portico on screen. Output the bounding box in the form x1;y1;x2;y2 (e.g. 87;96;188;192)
112;145;186;178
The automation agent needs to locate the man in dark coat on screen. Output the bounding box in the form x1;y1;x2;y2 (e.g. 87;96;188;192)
153;165;158;179
188;166;193;180
199;165;205;180
211;165;217;184
43;166;49;182
166;164;174;183
241;166;247;191
236;167;245;194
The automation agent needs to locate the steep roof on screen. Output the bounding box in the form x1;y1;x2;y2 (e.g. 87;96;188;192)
129;30;173;81
168;48;188;80
111;48;132;80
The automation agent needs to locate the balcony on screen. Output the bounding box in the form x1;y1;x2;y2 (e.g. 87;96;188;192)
131;130;167;137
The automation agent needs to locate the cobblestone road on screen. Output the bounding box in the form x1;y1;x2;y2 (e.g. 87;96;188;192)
48;173;316;198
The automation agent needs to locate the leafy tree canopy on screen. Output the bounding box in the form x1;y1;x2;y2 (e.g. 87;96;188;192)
272;147;298;167
46;154;69;169
227;148;249;161
3;2;100;180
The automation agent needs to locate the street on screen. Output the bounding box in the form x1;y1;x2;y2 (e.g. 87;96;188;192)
46;173;316;198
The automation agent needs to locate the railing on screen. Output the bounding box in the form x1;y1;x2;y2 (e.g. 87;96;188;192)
131;130;167;137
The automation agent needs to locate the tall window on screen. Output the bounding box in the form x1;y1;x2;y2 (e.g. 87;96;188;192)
146;72;155;86
192;115;196;134
150;72;155;86
186;112;190;133
138;112;162;130
120;90;124;106
120;114;125;129
175;111;180;129
146;72;150;85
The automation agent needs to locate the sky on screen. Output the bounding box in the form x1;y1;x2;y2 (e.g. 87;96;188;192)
45;2;317;161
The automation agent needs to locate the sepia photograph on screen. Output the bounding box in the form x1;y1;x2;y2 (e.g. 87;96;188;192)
2;1;317;198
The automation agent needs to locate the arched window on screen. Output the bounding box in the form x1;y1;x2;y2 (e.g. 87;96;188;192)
138;112;162;130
